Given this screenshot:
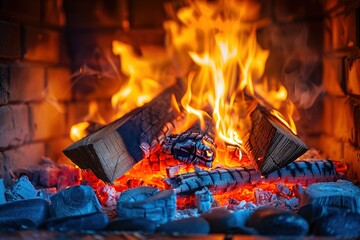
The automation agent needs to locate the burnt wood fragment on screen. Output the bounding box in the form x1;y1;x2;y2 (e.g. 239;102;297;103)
245;206;309;236
49;185;102;218
63;82;185;182
116;186;176;224
6;176;38;201
243;107;308;175
0;199;49;226
163;131;216;167
200;208;237;233
312;211;360;238
300;180;360;214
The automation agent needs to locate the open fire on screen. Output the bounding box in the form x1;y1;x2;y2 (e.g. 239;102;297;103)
1;0;359;238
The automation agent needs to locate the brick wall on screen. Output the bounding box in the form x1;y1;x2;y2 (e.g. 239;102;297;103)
316;0;360;181
0;0;71;180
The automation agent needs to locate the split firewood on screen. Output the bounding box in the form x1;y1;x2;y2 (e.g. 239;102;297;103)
300;180;360;214
166;160;339;195
63;81;185;183
116;186;176;224
243;107;308;175
49;185;102;218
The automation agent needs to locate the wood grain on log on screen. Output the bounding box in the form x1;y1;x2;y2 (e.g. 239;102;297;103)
63;81;185;183
243;107;308;175
300;180;360;214
116;186;176;224
166;160;339;195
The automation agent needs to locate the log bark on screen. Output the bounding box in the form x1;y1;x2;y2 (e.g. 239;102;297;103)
116;186;176;224
166;160;340;195
63;81;185;183
243;107;308;175
300;180;360;214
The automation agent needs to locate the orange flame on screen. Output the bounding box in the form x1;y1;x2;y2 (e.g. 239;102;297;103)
70;101;106;141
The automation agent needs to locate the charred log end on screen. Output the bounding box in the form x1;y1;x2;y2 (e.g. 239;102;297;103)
244;108;308;175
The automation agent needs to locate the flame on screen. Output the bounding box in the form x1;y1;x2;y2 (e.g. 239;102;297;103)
111;41;175;120
69;101;106;142
165;0;298;156
70;122;90;142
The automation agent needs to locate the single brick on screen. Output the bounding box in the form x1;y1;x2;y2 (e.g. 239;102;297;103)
9;64;45;102
0;104;30;149
47;67;72;101
343;142;360;180
42;0;66;26
346;58;360;95
0;21;21;59
322;57;345;96
324;9;357;51
331;97;354;141
0;64;9;105
321;95;335;136
29;102;67;141
23;27;61;63
349;98;360;146
0;0;41;24
2;143;45;171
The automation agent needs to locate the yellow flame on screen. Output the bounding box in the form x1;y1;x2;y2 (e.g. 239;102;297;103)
69;101;106;141
166;0;297;159
111;41;174;120
70;122;90;142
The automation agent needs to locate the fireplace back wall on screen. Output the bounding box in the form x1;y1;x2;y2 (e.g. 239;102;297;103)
0;0;359;184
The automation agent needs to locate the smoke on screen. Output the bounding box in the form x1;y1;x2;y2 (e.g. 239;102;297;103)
280;26;324;110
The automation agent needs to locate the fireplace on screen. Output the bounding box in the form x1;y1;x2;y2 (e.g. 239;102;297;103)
0;0;359;237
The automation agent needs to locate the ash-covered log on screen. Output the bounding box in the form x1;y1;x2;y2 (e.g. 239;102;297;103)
243;107;308;175
165;166;260;195
63;81;185;183
166;160;340;195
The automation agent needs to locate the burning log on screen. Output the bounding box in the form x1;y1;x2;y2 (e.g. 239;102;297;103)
243;107;308;175
264;159;340;185
63;82;185;182
162;131;216;167
165;166;260;195
116;186;176;224
166;160;340;195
